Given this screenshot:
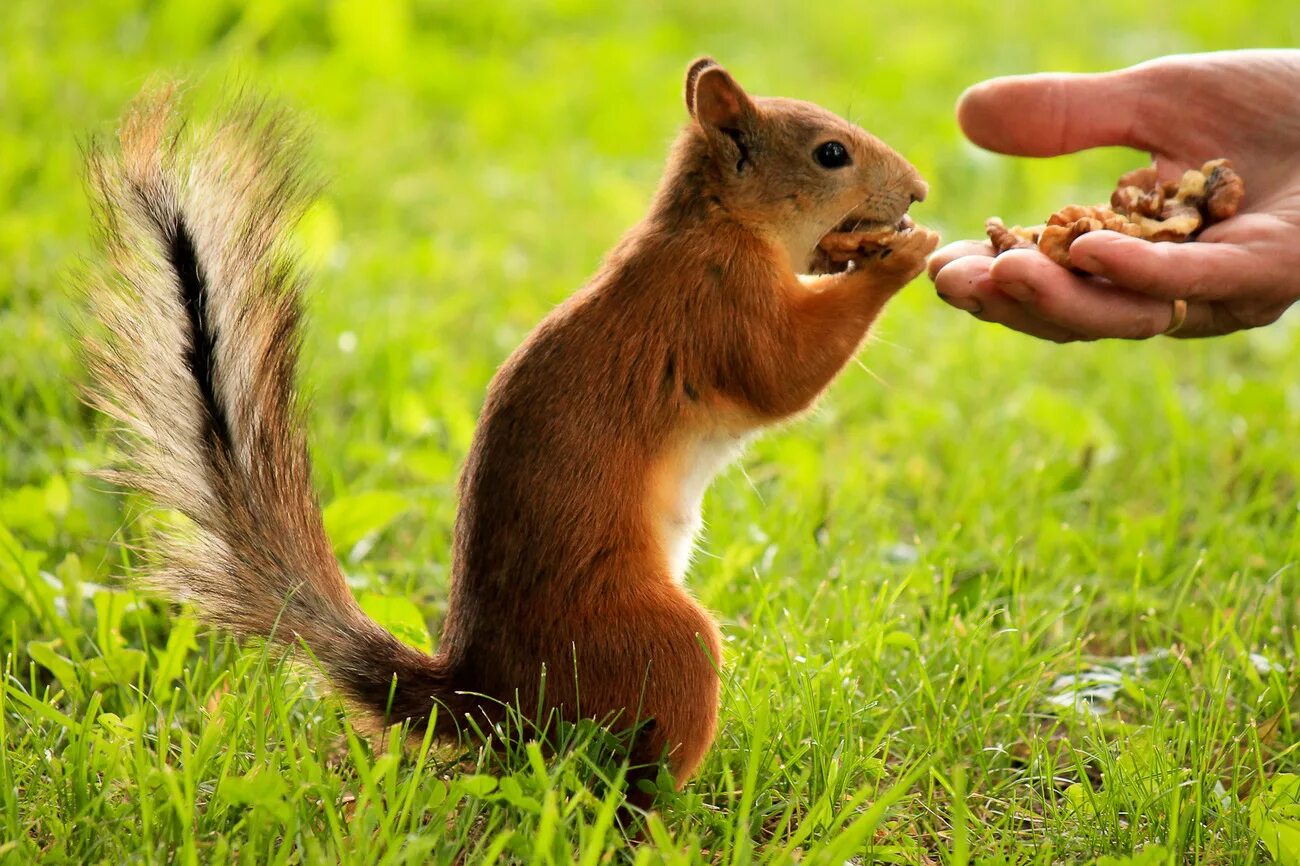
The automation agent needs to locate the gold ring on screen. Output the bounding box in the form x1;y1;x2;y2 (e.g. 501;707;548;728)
1163;299;1188;336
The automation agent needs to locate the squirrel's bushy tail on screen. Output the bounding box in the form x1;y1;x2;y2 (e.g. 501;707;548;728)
82;86;457;730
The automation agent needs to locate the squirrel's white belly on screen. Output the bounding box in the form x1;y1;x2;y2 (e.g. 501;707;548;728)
657;431;751;583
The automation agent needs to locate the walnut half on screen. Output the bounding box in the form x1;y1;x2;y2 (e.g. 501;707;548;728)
985;218;1038;254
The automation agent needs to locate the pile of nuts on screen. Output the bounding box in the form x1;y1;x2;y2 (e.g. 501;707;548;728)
985;159;1245;270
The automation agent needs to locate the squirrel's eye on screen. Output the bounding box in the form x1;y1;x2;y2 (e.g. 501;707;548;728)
814;141;851;169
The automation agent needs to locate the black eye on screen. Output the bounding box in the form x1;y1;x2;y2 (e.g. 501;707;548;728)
814;141;851;169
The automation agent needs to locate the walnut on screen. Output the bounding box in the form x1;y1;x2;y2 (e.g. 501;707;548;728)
1111;185;1164;218
1116;166;1159;192
986;217;1038;254
816;226;898;268
1203;158;1245;222
1174;168;1209;208
1102;214;1145;237
1129;207;1201;242
1038;217;1102;270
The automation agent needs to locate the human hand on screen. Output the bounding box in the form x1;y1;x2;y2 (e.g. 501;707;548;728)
929;50;1300;341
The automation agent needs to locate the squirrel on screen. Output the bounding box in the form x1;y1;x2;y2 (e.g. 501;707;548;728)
80;59;936;810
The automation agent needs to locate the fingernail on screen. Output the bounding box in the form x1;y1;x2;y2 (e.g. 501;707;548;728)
998;281;1034;302
937;292;981;313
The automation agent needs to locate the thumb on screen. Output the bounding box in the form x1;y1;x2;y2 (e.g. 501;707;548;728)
957;68;1158;157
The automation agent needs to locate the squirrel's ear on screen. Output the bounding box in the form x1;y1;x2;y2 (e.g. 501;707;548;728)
685;58;756;131
684;57;719;118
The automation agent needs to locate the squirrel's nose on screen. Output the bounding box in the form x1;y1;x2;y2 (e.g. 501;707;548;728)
909;179;929;204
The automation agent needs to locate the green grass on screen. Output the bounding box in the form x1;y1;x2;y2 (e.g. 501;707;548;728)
3;1;1299;862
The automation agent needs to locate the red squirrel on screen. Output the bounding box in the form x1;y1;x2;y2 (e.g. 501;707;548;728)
81;59;936;807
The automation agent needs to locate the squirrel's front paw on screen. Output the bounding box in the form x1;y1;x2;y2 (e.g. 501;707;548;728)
820;223;940;284
870;225;941;283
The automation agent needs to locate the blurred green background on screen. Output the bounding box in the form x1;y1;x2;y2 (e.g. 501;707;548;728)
3;1;1299;862
5;0;1297;582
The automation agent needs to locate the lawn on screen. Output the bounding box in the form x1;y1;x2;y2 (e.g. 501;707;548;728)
2;1;1299;863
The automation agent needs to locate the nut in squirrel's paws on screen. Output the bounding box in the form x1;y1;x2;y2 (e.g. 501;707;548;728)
816;216;940;279
985;159;1244;272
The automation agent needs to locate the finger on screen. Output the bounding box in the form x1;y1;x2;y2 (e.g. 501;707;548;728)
968;287;1085;343
1165;300;1227;339
1164;299;1289;339
987;249;1176;339
1068;229;1277;302
927;240;994;280
957;69;1157;157
932;254;994;310
932;255;1082;342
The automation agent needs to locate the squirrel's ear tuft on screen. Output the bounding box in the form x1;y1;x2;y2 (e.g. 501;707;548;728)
685;57;719;118
689;62;756;132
